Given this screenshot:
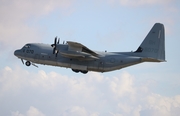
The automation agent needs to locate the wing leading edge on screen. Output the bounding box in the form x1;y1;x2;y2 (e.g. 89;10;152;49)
67;41;98;56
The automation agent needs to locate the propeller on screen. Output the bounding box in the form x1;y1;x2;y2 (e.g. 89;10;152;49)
51;36;60;57
51;37;57;54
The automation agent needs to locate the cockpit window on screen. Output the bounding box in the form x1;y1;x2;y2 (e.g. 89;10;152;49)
24;44;31;48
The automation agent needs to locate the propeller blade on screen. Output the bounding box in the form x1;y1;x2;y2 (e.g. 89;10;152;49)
53;48;56;54
55;36;57;44
52;36;58;54
57;38;60;44
51;37;57;47
52;36;60;55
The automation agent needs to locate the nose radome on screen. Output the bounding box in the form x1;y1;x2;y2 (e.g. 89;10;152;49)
14;50;20;56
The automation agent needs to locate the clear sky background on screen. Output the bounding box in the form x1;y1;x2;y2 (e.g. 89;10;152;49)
0;0;180;116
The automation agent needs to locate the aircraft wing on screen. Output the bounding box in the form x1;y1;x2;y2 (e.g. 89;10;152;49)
59;41;99;60
67;41;98;56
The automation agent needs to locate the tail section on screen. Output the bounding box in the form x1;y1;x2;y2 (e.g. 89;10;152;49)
134;23;166;62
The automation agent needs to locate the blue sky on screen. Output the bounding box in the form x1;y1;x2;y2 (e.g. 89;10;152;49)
0;0;180;116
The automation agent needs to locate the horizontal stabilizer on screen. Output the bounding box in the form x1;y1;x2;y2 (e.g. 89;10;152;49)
141;57;166;62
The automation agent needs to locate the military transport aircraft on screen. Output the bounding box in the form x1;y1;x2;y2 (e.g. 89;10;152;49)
14;23;166;74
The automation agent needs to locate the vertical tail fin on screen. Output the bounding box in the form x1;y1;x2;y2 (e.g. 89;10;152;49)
134;23;166;62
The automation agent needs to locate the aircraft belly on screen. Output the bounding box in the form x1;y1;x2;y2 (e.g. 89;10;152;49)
103;56;142;72
33;53;59;66
86;60;104;72
44;60;57;66
57;58;93;71
23;57;34;62
71;64;87;70
119;57;142;69
57;58;73;68
57;62;70;67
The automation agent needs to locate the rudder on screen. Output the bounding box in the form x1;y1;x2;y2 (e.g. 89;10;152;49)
134;23;166;62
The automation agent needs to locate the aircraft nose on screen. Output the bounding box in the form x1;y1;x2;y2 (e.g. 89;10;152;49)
14;49;21;57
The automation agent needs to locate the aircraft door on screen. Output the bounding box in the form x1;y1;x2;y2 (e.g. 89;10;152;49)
34;54;39;63
98;60;104;71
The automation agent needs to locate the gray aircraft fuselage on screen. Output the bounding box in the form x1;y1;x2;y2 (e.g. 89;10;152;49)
14;23;166;74
14;43;141;72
